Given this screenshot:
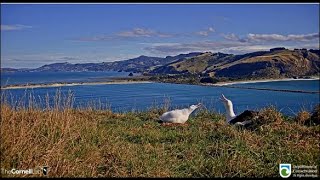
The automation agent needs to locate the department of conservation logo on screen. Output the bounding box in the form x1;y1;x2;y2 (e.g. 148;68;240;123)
279;163;291;178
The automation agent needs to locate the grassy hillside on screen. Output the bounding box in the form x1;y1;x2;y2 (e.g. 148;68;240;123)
171;52;211;74
151;52;234;75
215;49;319;78
1;92;319;178
151;48;320;79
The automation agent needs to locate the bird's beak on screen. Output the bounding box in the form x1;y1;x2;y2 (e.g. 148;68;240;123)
219;94;228;101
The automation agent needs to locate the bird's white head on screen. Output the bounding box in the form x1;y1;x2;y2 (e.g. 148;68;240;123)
220;94;233;109
189;103;202;111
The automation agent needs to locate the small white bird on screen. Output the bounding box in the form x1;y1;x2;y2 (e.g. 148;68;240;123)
159;103;202;125
220;94;257;127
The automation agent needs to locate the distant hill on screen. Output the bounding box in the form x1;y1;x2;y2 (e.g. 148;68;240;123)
1;68;20;73
2;48;319;79
1;68;30;73
2;52;202;73
104;52;202;73
150;48;320;79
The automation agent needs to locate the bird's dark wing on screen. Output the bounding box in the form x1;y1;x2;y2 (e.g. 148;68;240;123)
229;110;258;124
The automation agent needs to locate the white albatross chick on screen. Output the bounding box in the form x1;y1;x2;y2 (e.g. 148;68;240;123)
159;103;202;125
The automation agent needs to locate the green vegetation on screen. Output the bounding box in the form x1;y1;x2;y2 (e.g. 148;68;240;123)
199;77;219;84
1;91;319;178
112;73;319;88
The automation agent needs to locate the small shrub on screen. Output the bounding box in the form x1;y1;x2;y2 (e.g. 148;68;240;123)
295;111;311;125
256;106;283;125
305;104;320;126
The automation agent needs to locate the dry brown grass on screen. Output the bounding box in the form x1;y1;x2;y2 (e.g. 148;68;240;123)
1;92;319;178
1;103;113;177
295;111;311;125
309;104;320;125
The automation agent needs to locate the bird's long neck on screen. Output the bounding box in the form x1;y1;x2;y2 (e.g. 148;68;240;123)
225;102;236;123
187;107;197;114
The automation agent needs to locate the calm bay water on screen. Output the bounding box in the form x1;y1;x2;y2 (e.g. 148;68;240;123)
232;80;320;92
1;71;139;86
1;72;319;116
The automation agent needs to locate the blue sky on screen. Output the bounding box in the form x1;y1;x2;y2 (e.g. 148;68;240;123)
1;3;319;68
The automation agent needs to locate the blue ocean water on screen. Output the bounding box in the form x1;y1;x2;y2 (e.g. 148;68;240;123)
1;71;319;116
1;71;139;86
232;80;320;92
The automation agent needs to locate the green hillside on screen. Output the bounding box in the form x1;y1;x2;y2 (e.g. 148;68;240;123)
151;48;320;79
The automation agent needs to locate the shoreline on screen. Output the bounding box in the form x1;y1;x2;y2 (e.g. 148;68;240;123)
207;77;320;86
1;80;153;90
1;77;319;90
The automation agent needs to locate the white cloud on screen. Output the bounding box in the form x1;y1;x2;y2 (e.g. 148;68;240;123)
144;36;320;55
144;41;246;55
222;32;319;43
208;27;215;32
222;33;248;43
71;35;113;42
117;28;172;38
222;33;239;41
72;28;172;42
117;28;155;37
247;33;319;42
196;27;215;36
1;24;32;31
196;31;210;36
220;45;277;54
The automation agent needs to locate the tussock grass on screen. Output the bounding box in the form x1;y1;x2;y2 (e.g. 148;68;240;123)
0;91;319;178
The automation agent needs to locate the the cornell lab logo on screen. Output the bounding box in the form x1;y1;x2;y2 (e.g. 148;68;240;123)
1;166;48;176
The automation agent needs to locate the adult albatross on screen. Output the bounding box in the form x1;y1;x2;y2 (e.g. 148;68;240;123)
220;94;258;127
